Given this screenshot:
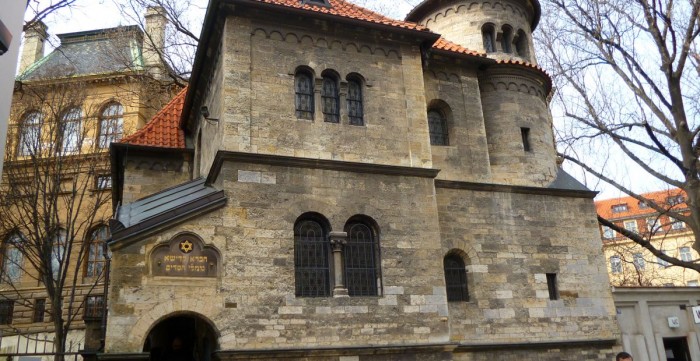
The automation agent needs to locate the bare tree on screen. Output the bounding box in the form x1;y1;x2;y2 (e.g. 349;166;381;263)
0;79;112;360
24;0;78;32
537;0;700;271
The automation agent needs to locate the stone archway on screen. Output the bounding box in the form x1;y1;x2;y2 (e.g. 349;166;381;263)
143;313;218;361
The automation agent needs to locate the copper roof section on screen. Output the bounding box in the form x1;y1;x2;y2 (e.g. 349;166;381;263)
122;87;187;149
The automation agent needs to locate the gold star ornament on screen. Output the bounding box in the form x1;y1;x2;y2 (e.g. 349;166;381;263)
179;240;194;253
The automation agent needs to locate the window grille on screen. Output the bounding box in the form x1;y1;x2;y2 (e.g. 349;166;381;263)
428;110;448;145
321;76;339;123
347;79;364;126
680;247;693;262
546;273;558;300
98;103;124;148
0;300;14;325
501;26;513;53
3;234;23;283
444;255;468;302
60;107;82;154
87;226;109;277
344;223;377;296
294;220;330;297
482;25;496;52
610;256;622;273
633;253;645;270
295;72;314;120
84;295;104;320
18;112;42;156
33;298;46;323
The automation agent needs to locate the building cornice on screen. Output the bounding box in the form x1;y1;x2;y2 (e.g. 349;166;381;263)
205;151;441;184
435;179;598;199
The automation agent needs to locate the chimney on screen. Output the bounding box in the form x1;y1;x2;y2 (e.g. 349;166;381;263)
19;21;47;75
142;6;167;78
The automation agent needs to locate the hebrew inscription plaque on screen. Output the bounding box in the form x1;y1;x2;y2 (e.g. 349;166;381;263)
150;233;219;277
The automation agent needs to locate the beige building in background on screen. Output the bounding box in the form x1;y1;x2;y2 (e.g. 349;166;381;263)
596;190;700;287
0;8;176;357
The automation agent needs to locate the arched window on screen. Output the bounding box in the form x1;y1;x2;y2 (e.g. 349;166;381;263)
482;24;496;53
515;30;529;58
18;112;42;156
321;73;340;123
98;102;124;149
86;226;109;278
428;110;449;145
295;70;314;120
60;107;82;154
444;254;468;302
501;25;513;53
347;77;364;126
51;230;66;281
294;217;330;297
344;219;379;296
3;234;24;283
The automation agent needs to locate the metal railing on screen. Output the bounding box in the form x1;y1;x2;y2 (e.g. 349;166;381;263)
0;332;83;360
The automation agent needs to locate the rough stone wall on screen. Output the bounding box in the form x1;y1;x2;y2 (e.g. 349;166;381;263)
479;68;557;186
423;62;491;183
436;187;620;344
453;345;619;360
106;161;449;352
213;14;432;169
416;0;537;64
120;154;191;204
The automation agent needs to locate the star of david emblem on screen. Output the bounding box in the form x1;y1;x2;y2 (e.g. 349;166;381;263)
179;240;194;254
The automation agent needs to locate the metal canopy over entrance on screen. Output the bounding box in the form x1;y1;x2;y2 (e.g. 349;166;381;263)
144;313;218;361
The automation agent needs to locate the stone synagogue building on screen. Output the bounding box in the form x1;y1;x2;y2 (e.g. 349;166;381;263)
104;0;622;359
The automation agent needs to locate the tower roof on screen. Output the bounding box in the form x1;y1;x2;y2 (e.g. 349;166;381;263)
405;0;542;31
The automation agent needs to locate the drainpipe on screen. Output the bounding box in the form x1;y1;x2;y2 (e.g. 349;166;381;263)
100;239;113;352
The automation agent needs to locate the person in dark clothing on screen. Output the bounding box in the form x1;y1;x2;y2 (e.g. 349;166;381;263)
161;336;195;361
616;351;633;361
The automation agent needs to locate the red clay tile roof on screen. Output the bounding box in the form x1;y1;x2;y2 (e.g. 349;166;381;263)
432;37;486;57
252;0;429;32
595;188;687;220
122;87;187;149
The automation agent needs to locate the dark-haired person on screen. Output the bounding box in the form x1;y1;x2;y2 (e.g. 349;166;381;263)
616;351;633;361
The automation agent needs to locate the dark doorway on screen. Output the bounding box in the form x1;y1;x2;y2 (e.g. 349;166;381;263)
144;313;218;361
664;337;691;361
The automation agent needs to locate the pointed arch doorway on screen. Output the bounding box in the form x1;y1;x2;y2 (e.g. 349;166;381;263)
143;312;218;361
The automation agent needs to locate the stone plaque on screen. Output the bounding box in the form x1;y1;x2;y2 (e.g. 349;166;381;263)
151;233;219;277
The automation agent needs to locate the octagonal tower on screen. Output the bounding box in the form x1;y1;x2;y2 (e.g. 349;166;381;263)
406;0;541;64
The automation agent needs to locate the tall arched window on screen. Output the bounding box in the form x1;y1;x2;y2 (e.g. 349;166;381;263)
444;254;468;302
321;73;340;123
3;234;24;284
294;217;330;297
515;30;529;58
60;107;82;154
86;226;109;278
482;24;496;53
98;102;124;149
501;25;513;53
347;77;364;126
428;110;449;145
344;219;379;296
51;230;66;281
295;70;314;120
18;112;42;156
